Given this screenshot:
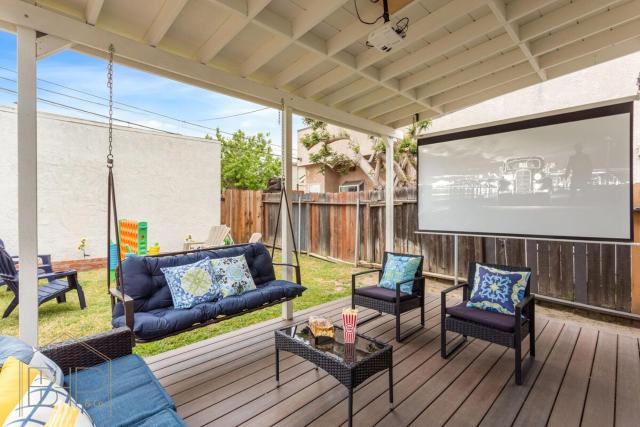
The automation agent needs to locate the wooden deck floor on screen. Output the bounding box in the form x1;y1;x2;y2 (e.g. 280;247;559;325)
145;295;640;427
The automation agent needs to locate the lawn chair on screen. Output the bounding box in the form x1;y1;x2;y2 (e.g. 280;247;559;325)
0;239;53;287
0;247;87;318
183;225;233;250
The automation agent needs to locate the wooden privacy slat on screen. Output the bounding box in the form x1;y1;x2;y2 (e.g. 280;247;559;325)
223;188;633;312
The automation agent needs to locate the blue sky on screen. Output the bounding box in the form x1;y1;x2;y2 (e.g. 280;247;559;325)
0;30;304;155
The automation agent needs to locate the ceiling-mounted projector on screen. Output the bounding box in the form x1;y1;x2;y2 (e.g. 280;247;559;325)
366;21;407;52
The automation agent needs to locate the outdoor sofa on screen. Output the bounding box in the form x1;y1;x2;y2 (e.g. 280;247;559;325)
111;242;306;342
41;327;185;426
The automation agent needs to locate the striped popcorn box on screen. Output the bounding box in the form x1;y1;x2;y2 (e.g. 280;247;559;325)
342;308;358;344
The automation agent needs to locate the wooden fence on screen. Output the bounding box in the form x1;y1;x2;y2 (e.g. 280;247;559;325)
221;187;634;314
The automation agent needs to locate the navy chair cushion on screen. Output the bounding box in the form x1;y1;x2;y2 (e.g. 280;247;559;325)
354;285;415;302
446;303;520;332
112;280;305;340
65;354;176;427
113;243;277;317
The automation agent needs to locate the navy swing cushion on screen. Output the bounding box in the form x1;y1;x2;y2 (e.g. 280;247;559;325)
111;243;305;340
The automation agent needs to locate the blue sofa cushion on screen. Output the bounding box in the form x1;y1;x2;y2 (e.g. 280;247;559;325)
113;243;276;317
111;303;214;341
112;281;304;340
214;280;305;315
65;354;175;427
133;409;186;427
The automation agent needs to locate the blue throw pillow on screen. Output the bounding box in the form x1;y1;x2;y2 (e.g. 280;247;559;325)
210;255;257;298
161;258;219;309
378;254;421;294
466;263;530;315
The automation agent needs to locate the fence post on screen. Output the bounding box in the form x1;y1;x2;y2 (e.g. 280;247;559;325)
354;193;360;266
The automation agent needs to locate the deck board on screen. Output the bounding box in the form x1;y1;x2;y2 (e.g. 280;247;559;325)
145;296;640;427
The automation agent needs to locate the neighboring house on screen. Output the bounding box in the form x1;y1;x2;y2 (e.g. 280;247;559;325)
297;123;381;193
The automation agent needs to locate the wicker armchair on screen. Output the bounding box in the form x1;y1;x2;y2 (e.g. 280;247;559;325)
441;262;535;385
39;327;133;374
351;252;425;342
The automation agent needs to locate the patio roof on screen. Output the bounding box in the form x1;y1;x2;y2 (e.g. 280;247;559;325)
2;0;640;135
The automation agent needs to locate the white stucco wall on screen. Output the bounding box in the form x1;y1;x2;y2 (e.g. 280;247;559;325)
0;107;221;260
428;52;640;182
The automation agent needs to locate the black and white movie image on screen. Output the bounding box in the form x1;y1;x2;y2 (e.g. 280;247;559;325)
418;110;632;240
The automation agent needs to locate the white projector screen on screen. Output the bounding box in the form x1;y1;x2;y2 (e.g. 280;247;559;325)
418;102;633;241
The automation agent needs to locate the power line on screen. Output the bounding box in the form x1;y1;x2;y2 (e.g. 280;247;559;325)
0;84;284;157
0;65;281;142
196;107;270;121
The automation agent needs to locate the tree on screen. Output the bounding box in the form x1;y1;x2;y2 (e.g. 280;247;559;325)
301;117;431;188
212;129;281;190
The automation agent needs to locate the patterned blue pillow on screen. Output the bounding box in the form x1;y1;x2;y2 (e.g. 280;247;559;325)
466;264;530;315
210;255;256;298
161;259;219;309
378;254;421;294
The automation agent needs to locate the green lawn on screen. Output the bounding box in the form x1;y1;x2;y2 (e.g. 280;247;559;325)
0;253;365;357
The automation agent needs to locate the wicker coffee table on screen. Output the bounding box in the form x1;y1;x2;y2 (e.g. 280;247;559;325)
275;321;393;426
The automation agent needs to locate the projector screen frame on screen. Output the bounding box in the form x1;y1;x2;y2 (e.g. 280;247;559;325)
416;101;634;242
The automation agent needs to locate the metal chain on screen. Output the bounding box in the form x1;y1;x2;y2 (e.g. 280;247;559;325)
107;44;115;167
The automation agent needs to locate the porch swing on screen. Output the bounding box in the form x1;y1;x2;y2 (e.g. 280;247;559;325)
104;45;305;343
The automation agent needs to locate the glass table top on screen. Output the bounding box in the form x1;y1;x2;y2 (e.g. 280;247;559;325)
278;322;386;364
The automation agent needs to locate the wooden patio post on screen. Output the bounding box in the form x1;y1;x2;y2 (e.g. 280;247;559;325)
17;26;39;346
384;136;394;253
281;103;294;320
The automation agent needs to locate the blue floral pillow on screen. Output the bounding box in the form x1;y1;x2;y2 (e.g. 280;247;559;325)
466;264;530;315
161;259;219;309
210;255;257;298
378;254;421;294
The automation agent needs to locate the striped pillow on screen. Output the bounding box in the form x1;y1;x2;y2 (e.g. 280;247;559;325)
3;376;94;427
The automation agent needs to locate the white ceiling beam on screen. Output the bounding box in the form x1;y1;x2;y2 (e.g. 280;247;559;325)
321;78;377;106
84;0;104;26
389;109;439;129
36;34;72;60
239;0;346;76
0;0;399;137
519;0;619;42
356;0;489;71
144;0;189;47
441;73;540;114
346;87;396;113
430;62;533;106
505;0;556;21
299;66;353;98
240;35;290;76
399;33;513;91
197;0;273;64
377;103;426;125
538;16;640;69
326;0;419;56
274;51;323;87
545;35;640;80
379;13;502;81
212;0;439;114
415;48;526;99
488;0;546;81
363;96;413;119
530;0;640;57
